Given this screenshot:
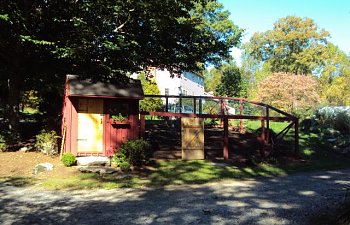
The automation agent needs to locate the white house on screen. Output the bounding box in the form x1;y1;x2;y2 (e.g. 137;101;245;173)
153;69;204;97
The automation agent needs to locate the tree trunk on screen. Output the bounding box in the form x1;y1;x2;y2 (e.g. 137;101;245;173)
6;72;21;134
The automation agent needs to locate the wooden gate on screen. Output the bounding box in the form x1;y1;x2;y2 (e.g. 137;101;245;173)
181;118;204;160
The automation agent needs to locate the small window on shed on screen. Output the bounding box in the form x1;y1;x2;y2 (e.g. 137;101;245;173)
108;102;129;119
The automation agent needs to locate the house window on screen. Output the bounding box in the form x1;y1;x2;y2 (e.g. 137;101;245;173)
182;90;188;96
165;88;169;96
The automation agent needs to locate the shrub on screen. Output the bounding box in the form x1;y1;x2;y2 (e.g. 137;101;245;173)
112;152;127;165
35;130;59;156
61;153;76;167
119;161;131;172
120;138;151;166
316;107;350;135
334;111;350;135
0;134;7;152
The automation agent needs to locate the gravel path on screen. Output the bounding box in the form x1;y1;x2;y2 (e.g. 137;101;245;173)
1;169;350;225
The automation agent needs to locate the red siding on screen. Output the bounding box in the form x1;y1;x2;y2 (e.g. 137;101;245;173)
62;97;141;156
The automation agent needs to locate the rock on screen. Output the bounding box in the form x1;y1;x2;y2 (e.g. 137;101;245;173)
327;138;337;143
19;147;29;152
76;156;110;166
33;162;54;175
78;166;118;175
19;146;34;152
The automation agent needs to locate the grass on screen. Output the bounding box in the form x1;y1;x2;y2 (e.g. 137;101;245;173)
37;160;289;189
2;121;350;190
41;173;144;190
148;160;287;186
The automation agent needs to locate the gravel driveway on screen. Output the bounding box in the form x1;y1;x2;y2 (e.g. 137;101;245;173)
1;169;350;225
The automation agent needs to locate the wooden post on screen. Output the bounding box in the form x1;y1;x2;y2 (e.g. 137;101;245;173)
294;118;299;157
223;118;229;160
165;96;169;112
179;95;182;113
220;99;225;127
60;125;66;159
140;115;145;137
193;97;197;114
260;119;265;157
261;119;265;143
266;106;270;143
199;98;203;114
239;99;244;133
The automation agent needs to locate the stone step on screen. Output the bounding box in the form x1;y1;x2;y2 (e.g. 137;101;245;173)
76;156;110;166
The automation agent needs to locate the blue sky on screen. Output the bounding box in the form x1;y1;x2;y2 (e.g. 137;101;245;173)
219;0;350;63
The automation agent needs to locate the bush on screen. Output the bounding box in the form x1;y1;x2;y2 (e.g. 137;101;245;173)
334;111;350;135
35;130;59;156
119;161;131;172
0;134;7;152
112;152;127;165
316;107;350;135
61;153;76;167
120;138;151;166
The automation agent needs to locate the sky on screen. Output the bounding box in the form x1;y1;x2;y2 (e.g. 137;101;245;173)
219;0;350;64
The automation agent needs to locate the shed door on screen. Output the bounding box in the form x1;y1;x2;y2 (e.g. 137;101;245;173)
77;99;104;153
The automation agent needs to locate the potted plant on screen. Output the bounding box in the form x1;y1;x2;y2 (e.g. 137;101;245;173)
111;113;129;124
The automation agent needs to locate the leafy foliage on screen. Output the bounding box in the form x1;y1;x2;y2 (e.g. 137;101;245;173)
0;0;242;134
318;44;350;105
0;134;7;151
245;16;329;75
35;130;59;156
112;152;127;165
316;107;350;135
215;63;247;98
119;161;131;172
120;138;151;167
111;113;128;122
204;62;247;97
138;72;163;112
61;153;76;167
256;72;320;118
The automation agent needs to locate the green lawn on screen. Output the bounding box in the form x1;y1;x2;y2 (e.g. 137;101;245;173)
2;120;349;190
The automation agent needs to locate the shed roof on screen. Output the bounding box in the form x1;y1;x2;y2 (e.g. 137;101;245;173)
66;74;144;99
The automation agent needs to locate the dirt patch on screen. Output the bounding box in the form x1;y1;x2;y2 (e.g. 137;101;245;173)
0;151;78;179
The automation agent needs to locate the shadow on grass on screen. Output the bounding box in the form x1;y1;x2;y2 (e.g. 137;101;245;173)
148;160;287;187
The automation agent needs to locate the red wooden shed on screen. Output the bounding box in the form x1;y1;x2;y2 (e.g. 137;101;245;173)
61;74;144;156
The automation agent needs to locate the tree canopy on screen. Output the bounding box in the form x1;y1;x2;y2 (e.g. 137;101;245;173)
137;73;163;112
256;72;320;118
244;16;329;75
204;62;247;98
0;0;243;133
214;62;246;98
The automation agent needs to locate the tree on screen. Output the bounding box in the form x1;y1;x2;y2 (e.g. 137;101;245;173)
318;44;350;105
137;73;163;112
204;68;221;93
324;75;350;106
256;72;320;118
0;0;243;134
215;62;247;97
245;16;330;75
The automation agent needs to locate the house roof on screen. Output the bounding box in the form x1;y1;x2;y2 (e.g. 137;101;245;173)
66;74;144;99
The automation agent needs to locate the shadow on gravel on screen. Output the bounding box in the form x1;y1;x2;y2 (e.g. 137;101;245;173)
1;170;350;225
0;177;37;187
